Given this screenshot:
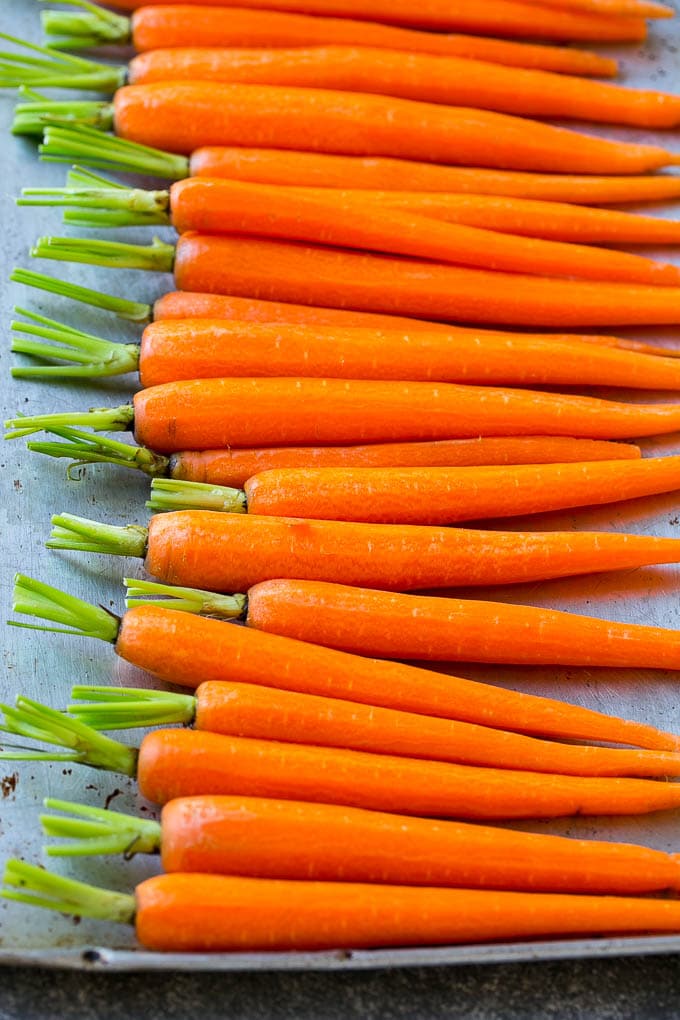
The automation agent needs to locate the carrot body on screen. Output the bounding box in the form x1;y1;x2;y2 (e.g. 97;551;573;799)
117;606;680;750
242;458;680;524
114;84;677;174
523;0;669;16
172;235;680;327
166;180;680;286
245;579;680;670
192;680;680;778
132;378;680;453
138;320;680;390
136;874;680;953
136;728;680;817
170;437;640;488
129;47;680;129
103;0;649;41
189;149;680;204
145;511;676;592
160;795;680;894
130;8;618;76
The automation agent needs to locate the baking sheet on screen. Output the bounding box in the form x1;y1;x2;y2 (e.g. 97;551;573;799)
2;0;680;971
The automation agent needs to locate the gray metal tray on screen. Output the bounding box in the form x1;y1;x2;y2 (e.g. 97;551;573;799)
2;0;680;972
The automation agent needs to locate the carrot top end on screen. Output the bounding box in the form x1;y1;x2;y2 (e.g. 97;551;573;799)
48;512;148;558
12;98;113;137
68;683;197;731
147;478;247;515
11;573;121;644
2;860;136;924
42;797;161;858
10;268;152;323
23;425;168;478
123;578;247;621
5;403;134;440
31;234;175;273
40;123;188;181
41;0;131;50
0;33;125;92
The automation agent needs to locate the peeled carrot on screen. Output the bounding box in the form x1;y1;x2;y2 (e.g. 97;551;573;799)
121;7;619;76
14;587;679;749
44;794;680;896
68;680;680;778
113;83;679;173
524;0;670;15
127;47;680;129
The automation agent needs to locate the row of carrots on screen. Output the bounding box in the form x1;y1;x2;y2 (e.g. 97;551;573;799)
6;0;680;955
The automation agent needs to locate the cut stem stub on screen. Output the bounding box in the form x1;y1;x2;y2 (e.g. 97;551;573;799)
2;860;136;924
42;797;161;858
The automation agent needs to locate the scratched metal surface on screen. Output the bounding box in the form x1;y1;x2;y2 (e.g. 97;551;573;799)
2;0;680;972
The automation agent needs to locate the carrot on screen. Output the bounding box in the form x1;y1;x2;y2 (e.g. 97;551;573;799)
15;315;680;389
12;582;678;749
125;47;680;129
41;794;680;896
525;0;670;16
67;680;680;778
10;864;680;952
3;697;680;816
67;0;650;41
43;4;619;77
31;178;680;287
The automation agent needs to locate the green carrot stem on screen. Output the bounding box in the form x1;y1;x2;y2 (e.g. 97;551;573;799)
41;797;161;858
2;860;136;923
20;170;171;229
41;0;131;50
0;33;125;91
39;124;189;180
25;426;169;478
48;513;148;557
12;98;114;136
124;578;246;619
148;479;248;514
31;235;175;272
4;403;134;440
69;684;197;730
11;306;140;380
10;268;153;323
11;573;121;642
0;695;137;777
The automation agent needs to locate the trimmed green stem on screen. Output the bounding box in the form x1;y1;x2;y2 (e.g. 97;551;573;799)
13;97;114;137
0;695;137;777
2;860;136;924
69;684;197;731
31;235;175;272
41;0;132;50
0;33;125;91
11;306;140;380
11;573;121;642
148;479;248;514
10;268;152;323
25;426;169;479
40;124;189;180
20;166;172;229
42;797;161;858
124;578;246;620
4;404;134;440
48;513;148;558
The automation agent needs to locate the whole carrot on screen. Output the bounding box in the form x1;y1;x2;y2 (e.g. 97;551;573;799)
42;3;619;77
42;794;680;896
12;582;678;749
15;315;680;389
10;864;680;953
66;680;680;778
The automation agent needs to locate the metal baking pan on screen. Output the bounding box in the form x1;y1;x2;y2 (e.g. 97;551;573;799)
2;0;680;971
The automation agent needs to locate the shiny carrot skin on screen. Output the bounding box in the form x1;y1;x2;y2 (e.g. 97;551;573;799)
114;84;678;173
525;0;669;15
164;180;680;286
137;320;680;390
172;235;680;327
135;875;680;953
117;606;679;750
170;437;640;488
137;728;680;818
130;379;680;452
159;795;680;894
189;680;680;777
128;47;680;129
129;7;618;76
242;459;680;524
189;150;680;204
144;512;676;593
99;0;650;42
245;579;680;670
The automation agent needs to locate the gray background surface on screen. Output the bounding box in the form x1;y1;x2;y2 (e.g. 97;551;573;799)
4;0;680;1013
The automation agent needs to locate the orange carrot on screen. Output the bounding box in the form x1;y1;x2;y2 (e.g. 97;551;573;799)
525;0;670;15
124;7;619;76
127;47;680;129
70;679;680;778
114;83;679;173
